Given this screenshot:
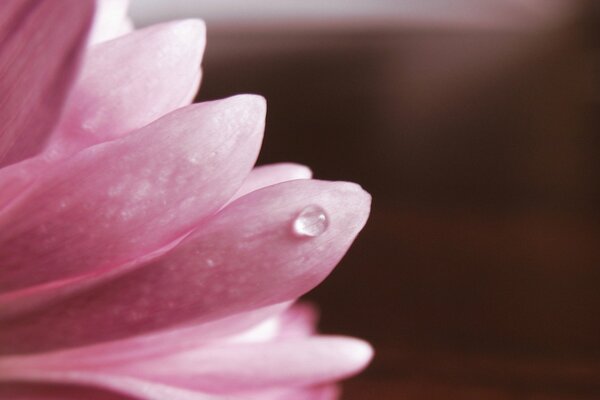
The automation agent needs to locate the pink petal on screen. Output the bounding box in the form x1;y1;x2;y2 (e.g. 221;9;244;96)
0;376;226;400
89;0;133;44
1;18;204;202
0;180;370;354
247;385;340;400
14;303;292;363
0;380;336;400
0;95;265;294
0;383;131;400
229;163;312;203
0;303;292;377
109;337;373;393
0;382;338;400
0;0;94;167
48;19;206;156
2;336;370;395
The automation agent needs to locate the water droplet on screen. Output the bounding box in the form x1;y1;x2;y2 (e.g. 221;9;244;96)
292;205;329;238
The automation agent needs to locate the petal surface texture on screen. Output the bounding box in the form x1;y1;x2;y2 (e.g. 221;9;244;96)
0;0;94;167
0;158;45;212
0;180;370;353
0;95;265;294
49;19;206;156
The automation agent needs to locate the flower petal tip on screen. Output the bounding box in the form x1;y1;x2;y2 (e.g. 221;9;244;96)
291;164;313;179
218;94;267;141
170;18;207;55
228;94;267;116
327;181;372;235
339;337;375;374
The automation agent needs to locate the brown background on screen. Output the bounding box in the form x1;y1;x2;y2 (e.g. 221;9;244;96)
196;5;600;399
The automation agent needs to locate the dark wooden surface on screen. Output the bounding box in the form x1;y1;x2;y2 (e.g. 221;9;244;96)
198;8;600;398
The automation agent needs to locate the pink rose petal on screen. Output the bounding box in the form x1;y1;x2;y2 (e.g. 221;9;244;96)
0;95;265;294
0;0;94;167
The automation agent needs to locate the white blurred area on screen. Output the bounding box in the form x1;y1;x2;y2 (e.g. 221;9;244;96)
129;0;581;31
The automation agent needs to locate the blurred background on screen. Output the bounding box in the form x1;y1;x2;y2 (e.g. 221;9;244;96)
131;1;600;399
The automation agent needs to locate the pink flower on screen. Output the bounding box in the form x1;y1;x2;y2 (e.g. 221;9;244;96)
0;1;372;399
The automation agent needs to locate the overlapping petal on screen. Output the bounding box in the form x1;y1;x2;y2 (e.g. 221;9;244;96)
105;337;372;393
0;95;265;293
1;303;292;365
1;16;206;212
0;2;373;398
0;380;337;400
229;163;312;204
49;19;206;156
1;336;368;397
0;0;94;167
0;305;370;398
0;180;370;354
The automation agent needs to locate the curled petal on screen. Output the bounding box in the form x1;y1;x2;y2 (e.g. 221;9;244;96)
0;180;370;353
0;0;94;167
0;95;265;294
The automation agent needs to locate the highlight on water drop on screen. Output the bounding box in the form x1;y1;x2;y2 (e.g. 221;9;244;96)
292;205;329;238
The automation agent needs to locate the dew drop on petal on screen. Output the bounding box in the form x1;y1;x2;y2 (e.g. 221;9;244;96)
292;205;329;238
